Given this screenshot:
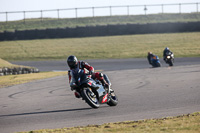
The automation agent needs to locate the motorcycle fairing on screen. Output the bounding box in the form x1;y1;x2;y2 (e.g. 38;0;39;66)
102;93;108;103
95;85;108;103
87;79;99;89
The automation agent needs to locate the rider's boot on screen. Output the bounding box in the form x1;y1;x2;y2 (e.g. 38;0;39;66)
74;91;81;98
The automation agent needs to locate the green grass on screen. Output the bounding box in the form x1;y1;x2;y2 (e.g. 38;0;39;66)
0;58;34;69
0;58;21;68
1;13;200;32
0;32;200;61
18;112;200;133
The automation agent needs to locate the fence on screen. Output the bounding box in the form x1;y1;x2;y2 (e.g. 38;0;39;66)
0;2;199;22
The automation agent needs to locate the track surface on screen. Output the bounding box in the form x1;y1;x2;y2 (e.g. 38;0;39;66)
1;58;200;133
11;57;200;71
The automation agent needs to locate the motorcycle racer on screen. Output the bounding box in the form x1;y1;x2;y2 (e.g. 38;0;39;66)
147;52;155;65
163;47;173;61
147;52;161;67
67;55;110;98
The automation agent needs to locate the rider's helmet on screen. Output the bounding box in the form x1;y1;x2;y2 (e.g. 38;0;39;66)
67;55;78;69
148;52;152;56
164;47;169;51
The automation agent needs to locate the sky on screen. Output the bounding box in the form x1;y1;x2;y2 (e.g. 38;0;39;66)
0;0;199;12
0;0;199;21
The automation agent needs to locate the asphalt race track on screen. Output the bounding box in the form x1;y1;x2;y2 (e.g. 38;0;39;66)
1;58;200;133
11;57;200;72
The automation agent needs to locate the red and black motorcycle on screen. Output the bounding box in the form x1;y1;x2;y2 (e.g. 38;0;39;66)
70;68;118;108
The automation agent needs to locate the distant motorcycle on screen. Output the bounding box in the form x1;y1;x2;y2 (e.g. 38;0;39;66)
151;55;161;67
164;52;174;66
70;68;118;108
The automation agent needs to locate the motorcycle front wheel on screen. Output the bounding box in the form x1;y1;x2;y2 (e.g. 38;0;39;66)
169;60;173;66
156;62;161;67
81;88;100;108
107;89;118;106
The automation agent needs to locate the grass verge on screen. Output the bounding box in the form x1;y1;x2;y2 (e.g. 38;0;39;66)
0;58;27;68
0;32;200;61
0;58;67;88
18;112;200;133
1;13;200;32
0;71;67;88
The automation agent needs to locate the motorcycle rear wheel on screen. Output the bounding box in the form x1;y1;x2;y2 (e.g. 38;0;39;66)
81;88;100;108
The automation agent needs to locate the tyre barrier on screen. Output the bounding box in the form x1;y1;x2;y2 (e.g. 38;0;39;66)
0;67;39;76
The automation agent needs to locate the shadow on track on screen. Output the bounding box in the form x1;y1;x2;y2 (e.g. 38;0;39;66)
0;107;92;118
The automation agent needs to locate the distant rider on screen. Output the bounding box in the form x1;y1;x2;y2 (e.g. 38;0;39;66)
163;47;173;61
67;55;110;98
147;52;156;65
